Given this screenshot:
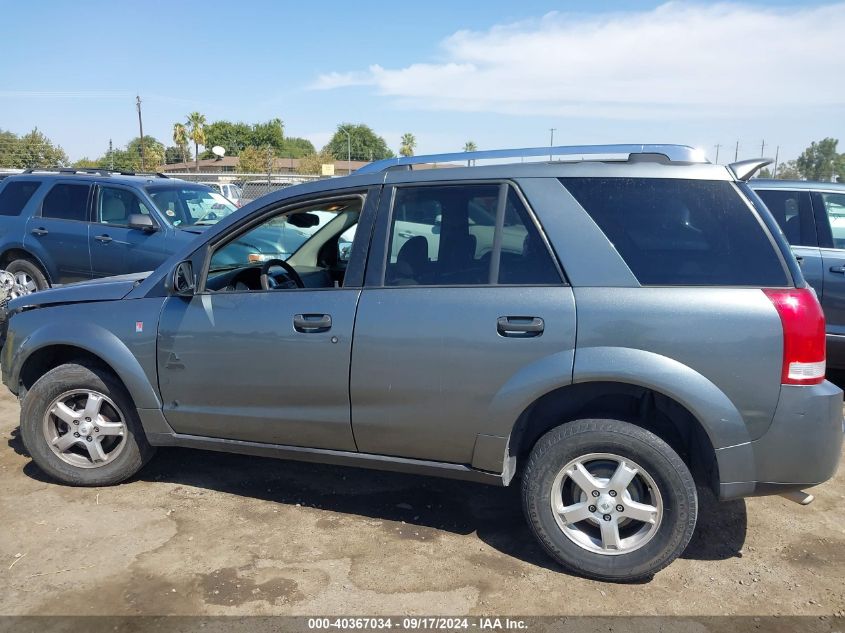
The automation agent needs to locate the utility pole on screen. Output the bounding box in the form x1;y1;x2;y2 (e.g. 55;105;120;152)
340;127;352;175
108;139;114;170
734;141;739;162
549;128;556;160
772;146;780;178
714;144;721;164
760;140;766;157
136;95;146;171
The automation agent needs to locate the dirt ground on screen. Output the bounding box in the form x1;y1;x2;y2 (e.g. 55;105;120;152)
0;387;843;618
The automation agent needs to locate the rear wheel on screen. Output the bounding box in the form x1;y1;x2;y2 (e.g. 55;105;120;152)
20;362;154;486
5;258;49;294
522;418;697;582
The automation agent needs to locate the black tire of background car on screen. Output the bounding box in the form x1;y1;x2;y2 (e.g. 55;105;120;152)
522;418;698;582
5;258;49;292
20;362;155;486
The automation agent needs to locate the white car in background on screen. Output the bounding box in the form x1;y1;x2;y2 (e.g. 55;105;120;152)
199;182;244;206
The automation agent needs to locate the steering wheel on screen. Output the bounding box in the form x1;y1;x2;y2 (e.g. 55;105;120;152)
260;258;305;290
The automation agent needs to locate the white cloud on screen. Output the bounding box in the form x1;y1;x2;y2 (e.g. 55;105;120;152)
311;2;845;119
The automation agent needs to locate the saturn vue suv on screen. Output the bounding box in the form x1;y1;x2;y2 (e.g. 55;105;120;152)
1;145;841;582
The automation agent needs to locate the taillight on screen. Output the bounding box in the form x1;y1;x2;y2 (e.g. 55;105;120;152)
763;288;826;385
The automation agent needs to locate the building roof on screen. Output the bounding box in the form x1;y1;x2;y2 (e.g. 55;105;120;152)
160;156;370;174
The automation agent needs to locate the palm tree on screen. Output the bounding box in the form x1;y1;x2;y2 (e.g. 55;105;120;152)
185;112;207;172
399;133;416;157
172;123;189;165
463;141;477;166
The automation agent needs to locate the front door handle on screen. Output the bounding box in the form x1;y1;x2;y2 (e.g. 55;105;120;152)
497;316;544;337
830;265;845;274
95;234;113;243
30;227;48;236
293;313;332;333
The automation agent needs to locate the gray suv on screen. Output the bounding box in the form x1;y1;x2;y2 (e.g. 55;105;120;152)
1;145;842;582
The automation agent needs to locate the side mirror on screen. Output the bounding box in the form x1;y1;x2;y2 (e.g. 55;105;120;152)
128;213;157;232
172;261;195;296
338;240;352;263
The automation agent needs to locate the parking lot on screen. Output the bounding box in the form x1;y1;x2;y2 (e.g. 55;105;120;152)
0;387;843;617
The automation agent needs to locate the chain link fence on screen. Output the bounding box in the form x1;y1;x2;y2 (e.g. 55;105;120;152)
167;172;323;202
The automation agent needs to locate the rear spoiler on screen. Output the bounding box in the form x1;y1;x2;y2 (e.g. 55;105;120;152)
729;158;773;181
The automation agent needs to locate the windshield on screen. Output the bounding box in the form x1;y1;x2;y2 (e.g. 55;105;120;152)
146;186;238;227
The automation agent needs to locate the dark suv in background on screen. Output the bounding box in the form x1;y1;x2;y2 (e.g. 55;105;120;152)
750;180;845;367
2;145;841;582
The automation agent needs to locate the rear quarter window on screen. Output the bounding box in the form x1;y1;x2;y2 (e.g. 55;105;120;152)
561;177;789;287
0;180;41;216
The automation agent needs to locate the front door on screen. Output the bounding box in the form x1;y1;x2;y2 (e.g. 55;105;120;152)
90;185;172;278
157;190;376;450
351;182;577;465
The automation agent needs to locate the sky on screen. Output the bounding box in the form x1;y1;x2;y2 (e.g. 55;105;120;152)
1;0;843;165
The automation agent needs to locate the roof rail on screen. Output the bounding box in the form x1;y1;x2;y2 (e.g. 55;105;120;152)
20;168;169;178
355;144;708;175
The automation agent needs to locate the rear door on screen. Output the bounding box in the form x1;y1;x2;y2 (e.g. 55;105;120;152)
24;181;93;283
753;188;822;295
90;184;172;278
350;181;576;467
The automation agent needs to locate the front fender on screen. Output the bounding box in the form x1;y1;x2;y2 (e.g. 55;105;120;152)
7;301;163;409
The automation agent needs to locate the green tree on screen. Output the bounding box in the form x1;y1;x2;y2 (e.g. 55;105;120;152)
4;128;68;168
297;149;335;175
324;124;393;162
203;120;252;157
463;140;477;152
126;136;165;171
250;118;285;151
164;146;191;165
775;160;801;180
172;122;190;164
72;157;101;168
278;136;315;158
186;112;207;171
237;145;272;173
399;133;416;157
796;138;844;182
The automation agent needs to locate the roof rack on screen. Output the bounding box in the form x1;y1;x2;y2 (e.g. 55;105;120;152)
20;168;169;178
356;144;708;175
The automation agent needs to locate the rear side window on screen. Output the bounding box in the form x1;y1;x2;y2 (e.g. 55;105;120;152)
0;180;41;216
754;189;816;247
41;183;90;221
561;178;788;287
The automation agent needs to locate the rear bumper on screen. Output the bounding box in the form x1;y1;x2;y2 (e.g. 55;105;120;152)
717;380;843;500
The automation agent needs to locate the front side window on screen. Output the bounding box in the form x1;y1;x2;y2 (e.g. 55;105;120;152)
818;192;845;249
146;185;237;227
385;184;560;286
97;186;155;226
41;183;90;221
562;177;788;287
206;198;362;292
0;180;41;216
754;189;816;247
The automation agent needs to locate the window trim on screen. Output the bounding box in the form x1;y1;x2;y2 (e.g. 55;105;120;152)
196;188;376;294
368;179;567;289
38;180;94;223
93;183;162;229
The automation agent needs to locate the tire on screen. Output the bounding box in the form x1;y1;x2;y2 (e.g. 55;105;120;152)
522;419;697;582
20;361;155;486
6;258;49;294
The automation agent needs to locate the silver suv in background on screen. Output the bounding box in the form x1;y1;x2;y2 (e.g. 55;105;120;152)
1;145;841;582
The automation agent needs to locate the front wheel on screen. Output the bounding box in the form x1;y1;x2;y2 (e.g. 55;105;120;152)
522;419;697;582
20;362;155;486
5;258;49;295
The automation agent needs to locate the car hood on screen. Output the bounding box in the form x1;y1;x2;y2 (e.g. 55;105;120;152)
7;272;150;311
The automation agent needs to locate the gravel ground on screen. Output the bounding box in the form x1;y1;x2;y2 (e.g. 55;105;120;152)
0;387;843;617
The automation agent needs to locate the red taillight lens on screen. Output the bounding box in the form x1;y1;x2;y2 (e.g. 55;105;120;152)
763;288;826;385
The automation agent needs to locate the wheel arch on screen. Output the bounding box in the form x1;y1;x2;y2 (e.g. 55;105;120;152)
0;247;52;284
13;326;160;410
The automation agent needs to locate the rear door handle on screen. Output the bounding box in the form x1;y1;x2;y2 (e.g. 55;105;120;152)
830;266;845;274
94;234;113;244
293;313;332;333
30;227;48;236
497;316;544;337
